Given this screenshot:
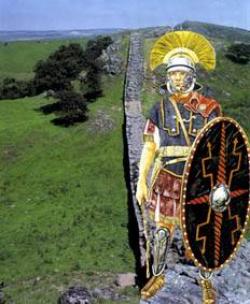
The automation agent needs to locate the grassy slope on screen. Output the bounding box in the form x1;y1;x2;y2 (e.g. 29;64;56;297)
179;21;250;43
142;36;250;237
0;36;139;303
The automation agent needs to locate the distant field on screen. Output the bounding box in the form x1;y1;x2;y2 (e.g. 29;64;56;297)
0;38;88;81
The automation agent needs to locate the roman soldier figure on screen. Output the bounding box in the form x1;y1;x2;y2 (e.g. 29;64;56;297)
136;31;222;302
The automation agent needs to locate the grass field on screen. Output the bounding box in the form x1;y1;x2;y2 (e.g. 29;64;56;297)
0;36;140;303
0;75;138;301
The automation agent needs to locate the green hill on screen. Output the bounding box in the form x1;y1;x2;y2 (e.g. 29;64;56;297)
175;20;250;43
0;39;88;82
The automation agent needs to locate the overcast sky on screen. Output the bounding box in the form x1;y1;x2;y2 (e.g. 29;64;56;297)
1;0;249;31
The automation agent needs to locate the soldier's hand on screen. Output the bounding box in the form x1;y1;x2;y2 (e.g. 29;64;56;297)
136;181;149;206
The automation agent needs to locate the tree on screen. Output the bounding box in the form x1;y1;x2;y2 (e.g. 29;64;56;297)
33;43;86;93
84;65;103;101
82;36;113;101
83;36;112;66
1;35;114;128
0;78;31;99
37;36;113;126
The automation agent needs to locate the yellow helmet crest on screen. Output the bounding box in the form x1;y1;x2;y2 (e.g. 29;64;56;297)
150;30;216;72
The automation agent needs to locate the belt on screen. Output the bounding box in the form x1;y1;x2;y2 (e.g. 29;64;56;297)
156;146;191;158
155;145;191;167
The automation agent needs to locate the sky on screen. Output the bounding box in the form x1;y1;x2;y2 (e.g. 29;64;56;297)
0;0;249;31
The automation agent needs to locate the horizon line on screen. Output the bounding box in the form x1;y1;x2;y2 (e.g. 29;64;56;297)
1;20;249;32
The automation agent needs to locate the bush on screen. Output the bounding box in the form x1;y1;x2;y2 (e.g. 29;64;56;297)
37;36;113;127
40;90;88;127
1;36;113;128
0;78;32;99
33;43;86;93
82;36;113;102
55;90;88;114
225;43;250;64
52;113;88;127
84;65;103;101
33;37;112;96
83;36;112;66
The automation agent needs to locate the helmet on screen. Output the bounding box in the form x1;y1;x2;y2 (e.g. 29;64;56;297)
150;31;216;94
166;56;195;73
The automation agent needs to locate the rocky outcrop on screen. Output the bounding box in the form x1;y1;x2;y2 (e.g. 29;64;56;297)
140;239;250;304
87;109;115;134
115;273;136;288
58;286;91;304
99;39;124;75
58;284;131;303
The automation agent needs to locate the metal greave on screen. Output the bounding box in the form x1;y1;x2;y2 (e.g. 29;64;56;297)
152;227;170;276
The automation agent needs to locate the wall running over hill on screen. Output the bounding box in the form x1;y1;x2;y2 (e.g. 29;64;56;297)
123;32;146;267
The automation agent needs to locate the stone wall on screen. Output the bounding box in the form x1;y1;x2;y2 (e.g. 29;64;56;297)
123;32;146;267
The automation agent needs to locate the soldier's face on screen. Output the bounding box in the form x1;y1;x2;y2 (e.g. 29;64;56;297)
167;70;190;92
166;69;196;94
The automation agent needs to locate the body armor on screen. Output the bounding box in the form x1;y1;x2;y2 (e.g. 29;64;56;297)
140;91;221;299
